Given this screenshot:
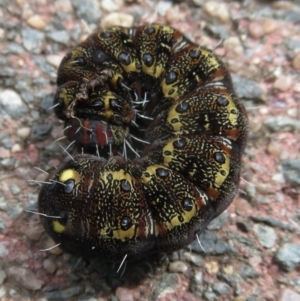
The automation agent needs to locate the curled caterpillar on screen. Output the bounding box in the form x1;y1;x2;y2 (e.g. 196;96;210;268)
39;24;248;262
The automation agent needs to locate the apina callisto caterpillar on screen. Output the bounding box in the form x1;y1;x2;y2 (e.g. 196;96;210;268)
38;24;248;262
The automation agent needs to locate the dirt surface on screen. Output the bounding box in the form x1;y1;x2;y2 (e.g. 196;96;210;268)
0;0;300;300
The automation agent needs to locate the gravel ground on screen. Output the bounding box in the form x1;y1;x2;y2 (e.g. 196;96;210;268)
0;0;300;300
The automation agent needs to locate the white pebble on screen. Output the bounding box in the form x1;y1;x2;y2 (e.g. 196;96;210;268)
17;127;31;140
11;144;22;153
101;0;119;12
101;13;134;28
169;260;188;273
204;1;230;23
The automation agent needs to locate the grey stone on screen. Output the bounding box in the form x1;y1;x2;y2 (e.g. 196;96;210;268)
46;286;84;300
217;272;242;286
203;290;217;301
204;24;230;39
41;93;55;111
239;264;259;279
207;211;229;230
71;0;101;24
250;216;296;232
32;56;57;78
279;288;300;301
1;137;12;149
281;159;300;187
0;242;8;257
0;158;17;169
10;183;21;195
151;273;178;301
26;194;38;212
227;232;261;255
276;243;300;272
6;202;23;220
0;194;9;212
0;89;28;119
189;230;233;255
184;252;204;267
231;74;263;100
264;116;300;132
0;67;16;77
282;10;300;23
78;296;97;301
0;217;6;233
6;266;43;290
236;221;252;233
253;223;277;248
21;28;45;53
285;39;300;51
168;261;188;273
192;0;204;6
246;297;259;301
0;286;6;299
47;30;70;45
212;282;230;295
31;123;53;141
20;91;34;104
1;43;25;54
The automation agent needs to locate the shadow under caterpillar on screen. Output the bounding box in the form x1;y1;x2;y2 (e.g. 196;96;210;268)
38;24;248;262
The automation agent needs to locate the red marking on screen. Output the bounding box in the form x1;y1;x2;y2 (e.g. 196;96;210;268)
95;123;111;147
66;118;113;149
81;120;92;149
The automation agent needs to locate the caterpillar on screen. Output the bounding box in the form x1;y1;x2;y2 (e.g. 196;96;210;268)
38;24;248;262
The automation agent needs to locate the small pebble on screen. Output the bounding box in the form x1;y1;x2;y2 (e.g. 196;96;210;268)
212;282;230;295
47;30;70;45
276;243;300;272
224;37;244;56
248;22;264;39
25;222;44;241
272;172;285;184
101;12;134;28
169;261;188;273
204;261;219;275
0;269;7;285
263;19;279;34
292;53;300;71
0;147;11;159
204;1;230;23
264;116;300;132
11;143;22;153
17;127;31;140
207;211;229;230
46;54;63;68
279;288;300;301
115;287;135;301
273;76;294;92
43;258;57;274
45;287;83;300
6;266;43;290
253;223;277;248
272;1;294;10
0;28;5;40
27;15;46;29
0;89;28;119
184;252;203;267
101;0;119;12
165;6;184;23
71;0;101;24
155;1;172;17
53;0;73;13
267;140;281;156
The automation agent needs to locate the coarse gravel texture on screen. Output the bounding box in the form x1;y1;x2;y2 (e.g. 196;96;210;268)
0;0;300;300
